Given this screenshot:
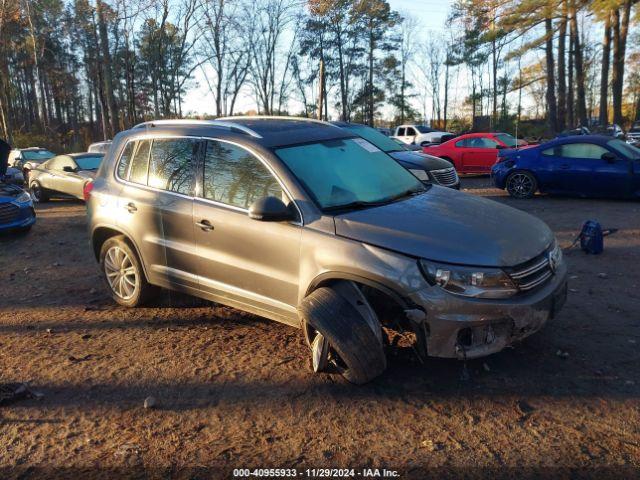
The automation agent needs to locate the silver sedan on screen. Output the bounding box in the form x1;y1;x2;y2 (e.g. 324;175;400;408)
29;153;103;202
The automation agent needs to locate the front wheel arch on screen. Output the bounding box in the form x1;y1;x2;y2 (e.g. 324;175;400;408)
304;272;410;311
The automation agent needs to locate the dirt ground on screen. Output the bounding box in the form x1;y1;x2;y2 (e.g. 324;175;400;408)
0;178;639;479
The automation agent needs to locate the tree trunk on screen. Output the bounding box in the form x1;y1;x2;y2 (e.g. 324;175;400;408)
599;13;612;126
367;30;374;126
544;17;558;133
335;27;348;121
569;0;587;127
557;1;567;131
611;0;632;126
96;0;118;137
567;31;574;127
443;60;449;131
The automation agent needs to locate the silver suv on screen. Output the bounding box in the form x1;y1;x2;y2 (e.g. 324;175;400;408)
86;117;568;384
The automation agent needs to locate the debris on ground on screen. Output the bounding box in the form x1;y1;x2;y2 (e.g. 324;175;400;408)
556;349;570;359
516;400;535;416
68;354;93;362
143;396;157;409
0;383;44;405
114;443;141;457
597;273;608;279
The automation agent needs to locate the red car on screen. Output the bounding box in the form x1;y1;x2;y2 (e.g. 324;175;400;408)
424;132;526;174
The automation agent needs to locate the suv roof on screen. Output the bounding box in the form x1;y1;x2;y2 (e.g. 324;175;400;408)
133;117;349;148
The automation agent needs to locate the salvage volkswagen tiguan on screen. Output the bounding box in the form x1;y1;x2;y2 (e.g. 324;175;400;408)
86;117;568;384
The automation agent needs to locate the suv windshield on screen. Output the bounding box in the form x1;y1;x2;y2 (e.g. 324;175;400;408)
275;138;424;211
344;124;406;153
23;150;54;161
75;155;103;170
608;139;640;160
415;126;435;133
494;133;518;147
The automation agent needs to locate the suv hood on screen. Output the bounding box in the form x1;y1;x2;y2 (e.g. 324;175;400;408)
334;186;553;267
390;150;452;170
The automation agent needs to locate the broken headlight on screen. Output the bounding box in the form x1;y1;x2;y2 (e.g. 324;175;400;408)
419;259;518;299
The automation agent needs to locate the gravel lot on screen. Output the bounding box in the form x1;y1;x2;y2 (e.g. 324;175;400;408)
1;178;639;479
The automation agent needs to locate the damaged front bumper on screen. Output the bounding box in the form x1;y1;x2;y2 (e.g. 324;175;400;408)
408;262;568;359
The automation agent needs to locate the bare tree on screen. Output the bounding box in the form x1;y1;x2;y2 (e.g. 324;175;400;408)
249;0;300;114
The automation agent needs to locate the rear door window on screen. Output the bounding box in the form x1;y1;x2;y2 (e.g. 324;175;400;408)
148;138;199;195
202;140;284;210
128;140;151;184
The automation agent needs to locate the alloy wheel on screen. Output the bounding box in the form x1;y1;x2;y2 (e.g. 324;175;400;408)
103;246;138;300
507;173;534;198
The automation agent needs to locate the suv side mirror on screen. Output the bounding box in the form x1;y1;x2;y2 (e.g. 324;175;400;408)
601;152;617;163
248;196;294;222
63;166;76;172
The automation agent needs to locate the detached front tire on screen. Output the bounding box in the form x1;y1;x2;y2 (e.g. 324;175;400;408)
300;285;387;385
99;235;157;307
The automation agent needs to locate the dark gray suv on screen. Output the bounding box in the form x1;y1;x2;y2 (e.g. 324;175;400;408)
86;117;567;384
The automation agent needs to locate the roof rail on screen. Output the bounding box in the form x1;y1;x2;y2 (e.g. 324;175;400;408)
132;119;262;138
216;115;340;128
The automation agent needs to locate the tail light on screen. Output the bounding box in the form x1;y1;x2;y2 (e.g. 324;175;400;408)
83;181;94;201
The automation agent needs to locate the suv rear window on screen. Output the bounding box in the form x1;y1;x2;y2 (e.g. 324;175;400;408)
129;140;151;184
117;142;135;178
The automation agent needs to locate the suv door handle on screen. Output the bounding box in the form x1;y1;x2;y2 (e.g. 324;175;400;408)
196;219;214;232
125;202;137;213
559;164;570;170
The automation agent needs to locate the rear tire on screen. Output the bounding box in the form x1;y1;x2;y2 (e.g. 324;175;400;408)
506;171;537;199
300;286;387;384
30;181;49;203
99;235;157;307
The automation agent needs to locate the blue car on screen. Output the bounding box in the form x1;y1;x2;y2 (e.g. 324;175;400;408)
492;135;640;199
0;182;36;233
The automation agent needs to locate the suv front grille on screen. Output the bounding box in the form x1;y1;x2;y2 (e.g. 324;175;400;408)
431;167;458;186
0;203;20;224
506;251;554;292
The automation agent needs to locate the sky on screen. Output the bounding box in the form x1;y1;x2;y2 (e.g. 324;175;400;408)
182;0;455;118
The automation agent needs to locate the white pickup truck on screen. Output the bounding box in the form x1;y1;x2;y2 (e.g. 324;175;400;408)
392;125;452;146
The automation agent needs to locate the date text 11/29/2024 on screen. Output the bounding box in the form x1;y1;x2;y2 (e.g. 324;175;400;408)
233;468;401;478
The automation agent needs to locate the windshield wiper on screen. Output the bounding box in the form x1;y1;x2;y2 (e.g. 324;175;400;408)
323;200;390;212
324;188;426;212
